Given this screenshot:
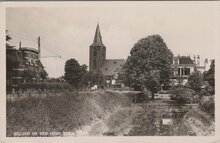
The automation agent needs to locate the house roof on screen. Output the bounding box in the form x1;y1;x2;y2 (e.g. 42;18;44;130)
90;23;105;47
100;59;125;76
20;47;39;53
178;56;194;64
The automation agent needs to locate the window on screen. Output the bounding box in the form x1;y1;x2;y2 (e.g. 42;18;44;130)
114;61;117;64
178;68;180;76
181;68;184;76
105;68;108;70
184;68;190;75
174;59;178;65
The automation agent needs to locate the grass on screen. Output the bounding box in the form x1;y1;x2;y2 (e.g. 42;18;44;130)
7;90;131;137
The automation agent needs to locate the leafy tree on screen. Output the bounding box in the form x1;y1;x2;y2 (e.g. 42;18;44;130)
203;59;215;94
81;71;105;88
6;30;13;49
80;64;88;75
40;69;48;81
121;34;173;99
187;71;203;92
170;86;194;104
64;59;83;88
94;71;106;88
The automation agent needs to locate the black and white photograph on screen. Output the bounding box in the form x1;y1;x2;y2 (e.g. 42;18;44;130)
1;1;219;139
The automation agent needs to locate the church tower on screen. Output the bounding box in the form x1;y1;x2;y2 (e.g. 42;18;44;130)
89;23;106;73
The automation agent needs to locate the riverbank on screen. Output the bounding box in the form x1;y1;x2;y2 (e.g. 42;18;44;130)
182;107;215;136
7;90;132;136
7;89;215;136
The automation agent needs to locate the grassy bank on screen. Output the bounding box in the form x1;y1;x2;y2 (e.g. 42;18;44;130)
7;90;131;136
173;106;214;136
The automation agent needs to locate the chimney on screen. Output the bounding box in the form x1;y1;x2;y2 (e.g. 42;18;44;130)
197;55;200;66
38;36;41;59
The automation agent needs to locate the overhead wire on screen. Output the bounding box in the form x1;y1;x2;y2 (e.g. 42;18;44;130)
7;30;69;60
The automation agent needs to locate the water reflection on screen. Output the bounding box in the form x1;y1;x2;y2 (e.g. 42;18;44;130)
128;105;189;136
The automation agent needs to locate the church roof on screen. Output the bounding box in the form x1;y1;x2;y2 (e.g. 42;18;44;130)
90;23;105;47
100;59;125;76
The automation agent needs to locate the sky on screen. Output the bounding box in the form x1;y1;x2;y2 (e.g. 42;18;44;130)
6;2;220;78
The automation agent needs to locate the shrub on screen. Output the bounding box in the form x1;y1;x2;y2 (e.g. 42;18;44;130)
187;71;203;92
203;81;215;96
170;86;194;104
17;82;72;91
199;96;215;117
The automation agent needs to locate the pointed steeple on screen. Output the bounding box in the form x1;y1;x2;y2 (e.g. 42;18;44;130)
91;23;105;47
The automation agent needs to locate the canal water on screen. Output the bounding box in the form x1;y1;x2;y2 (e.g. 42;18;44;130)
127;104;195;136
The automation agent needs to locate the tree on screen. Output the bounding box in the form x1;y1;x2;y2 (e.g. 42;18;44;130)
203;59;215;95
40;69;48;81
187;71;203;92
6;30;13;49
23;66;37;82
64;59;83;88
81;71;105;88
80;64;88;75
121;34;173;99
170;86;194;104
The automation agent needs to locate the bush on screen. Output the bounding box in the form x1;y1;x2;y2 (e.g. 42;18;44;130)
199;96;215;117
18;82;72;91
203;81;215;96
170;86;194;104
187;71;203;92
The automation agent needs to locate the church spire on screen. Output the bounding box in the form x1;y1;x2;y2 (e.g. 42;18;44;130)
91;23;104;47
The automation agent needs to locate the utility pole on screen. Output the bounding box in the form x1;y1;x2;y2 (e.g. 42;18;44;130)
19;41;21;49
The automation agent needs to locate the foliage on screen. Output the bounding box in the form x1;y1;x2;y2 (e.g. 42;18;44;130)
18;82;72;91
7;90;131;136
170;86;194;104
187;71;203;92
80;64;88;75
199;96;215;117
203;60;215;95
6;30;13;49
64;59;84;88
23;66;38;82
80;71;106;88
121;34;173;98
39;69;48;81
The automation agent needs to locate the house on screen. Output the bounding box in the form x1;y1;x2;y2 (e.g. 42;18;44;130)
6;48;25;86
6;38;45;88
89;23;125;88
171;55;207;85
